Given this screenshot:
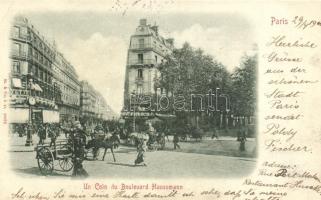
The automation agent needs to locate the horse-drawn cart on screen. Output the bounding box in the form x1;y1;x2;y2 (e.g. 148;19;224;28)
147;134;165;151
35;140;74;175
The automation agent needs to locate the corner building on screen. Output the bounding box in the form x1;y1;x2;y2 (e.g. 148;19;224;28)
9;16;60;124
122;19;173;114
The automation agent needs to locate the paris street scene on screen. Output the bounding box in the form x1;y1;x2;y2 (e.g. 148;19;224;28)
8;12;257;178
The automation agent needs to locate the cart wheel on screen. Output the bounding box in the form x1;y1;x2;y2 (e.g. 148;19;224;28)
59;157;73;172
37;147;54;175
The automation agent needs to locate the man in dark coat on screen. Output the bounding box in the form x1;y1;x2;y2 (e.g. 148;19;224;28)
48;125;57;147
173;133;180;150
63;121;88;178
38;125;46;145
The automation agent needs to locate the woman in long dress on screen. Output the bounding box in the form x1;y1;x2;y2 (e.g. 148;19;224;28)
135;139;147;166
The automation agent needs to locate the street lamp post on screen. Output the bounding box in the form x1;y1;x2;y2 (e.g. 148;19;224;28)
25;78;36;146
131;91;137;132
215;87;220;112
220;94;230;128
215;87;221;128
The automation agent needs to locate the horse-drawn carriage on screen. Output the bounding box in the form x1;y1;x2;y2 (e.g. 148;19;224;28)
85;130;119;162
127;131;165;151
147;133;166;151
35;140;74;175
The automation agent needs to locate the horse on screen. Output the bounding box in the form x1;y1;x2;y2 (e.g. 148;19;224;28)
85;134;119;162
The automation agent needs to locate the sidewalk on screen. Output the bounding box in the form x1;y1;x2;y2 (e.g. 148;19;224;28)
9;134;67;152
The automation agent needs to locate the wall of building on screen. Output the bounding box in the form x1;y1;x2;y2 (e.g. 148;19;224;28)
122;18;174;116
10;16;59;124
10;16;115;125
80;81;115;122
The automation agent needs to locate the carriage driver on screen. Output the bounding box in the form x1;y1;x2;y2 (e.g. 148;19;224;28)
71;121;88;177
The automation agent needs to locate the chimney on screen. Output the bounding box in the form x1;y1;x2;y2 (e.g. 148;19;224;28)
140;18;147;26
151;25;158;35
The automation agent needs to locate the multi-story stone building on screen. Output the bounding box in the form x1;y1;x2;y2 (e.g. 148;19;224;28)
80;81;97;120
122;19;174;122
96;92;114;120
80;81;114;126
53;52;81;122
9;16;60;124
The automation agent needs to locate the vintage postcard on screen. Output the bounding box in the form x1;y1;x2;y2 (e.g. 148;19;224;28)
0;0;320;199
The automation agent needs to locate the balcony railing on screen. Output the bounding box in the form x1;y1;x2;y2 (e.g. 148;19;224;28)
128;59;155;65
130;43;171;56
130;43;152;49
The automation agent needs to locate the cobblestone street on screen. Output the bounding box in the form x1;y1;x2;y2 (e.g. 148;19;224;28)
9;135;256;179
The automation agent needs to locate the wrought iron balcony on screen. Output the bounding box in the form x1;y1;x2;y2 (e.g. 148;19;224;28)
130;43;152;49
128;59;155;65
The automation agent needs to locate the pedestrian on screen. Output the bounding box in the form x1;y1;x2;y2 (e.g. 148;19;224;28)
135;138;147;166
242;127;248;141
38;124;46;145
237;129;242;141
211;127;219;140
71;121;89;178
18;124;23;137
239;136;246;151
48;125;57;147
23;124;28;137
165;126;170;142
173;133;180;150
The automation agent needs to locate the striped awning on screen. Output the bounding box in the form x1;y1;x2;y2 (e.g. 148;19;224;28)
31;83;43;92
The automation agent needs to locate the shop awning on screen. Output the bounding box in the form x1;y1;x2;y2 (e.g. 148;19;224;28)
156;113;176;119
12;78;23;88
9;108;29;123
31;83;43;92
34;84;43;92
43;110;59;123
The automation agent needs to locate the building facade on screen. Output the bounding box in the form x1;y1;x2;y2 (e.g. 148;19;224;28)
53;52;81;122
80;81;114;126
80;81;97;120
9;16;60;124
9;16;115;128
122;19;174;120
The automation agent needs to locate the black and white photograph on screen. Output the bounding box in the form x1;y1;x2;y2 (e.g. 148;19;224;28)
2;1;321;200
8;11;258;178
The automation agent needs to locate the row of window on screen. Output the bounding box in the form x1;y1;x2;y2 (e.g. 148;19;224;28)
13;26;55;59
134;53;164;64
28;63;53;84
30;45;51;67
136;68;159;79
60;107;79;114
133;36;171;55
11;61;53;85
62;94;79;105
53;80;79;106
12;43;26;57
53;65;80;90
12;42;52;69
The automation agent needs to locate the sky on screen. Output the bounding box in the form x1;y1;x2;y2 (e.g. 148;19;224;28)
24;11;256;115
